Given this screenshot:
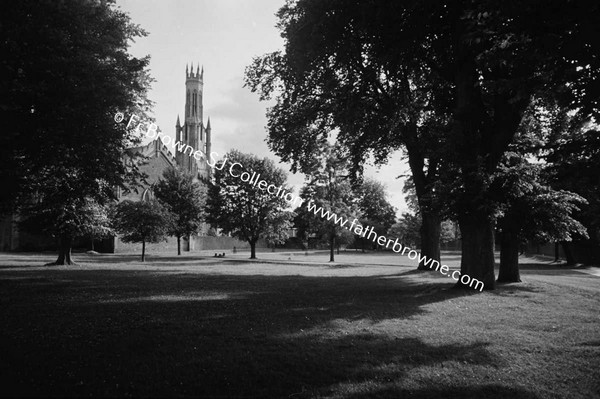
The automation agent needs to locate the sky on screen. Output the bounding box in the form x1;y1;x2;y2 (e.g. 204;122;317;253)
118;0;409;215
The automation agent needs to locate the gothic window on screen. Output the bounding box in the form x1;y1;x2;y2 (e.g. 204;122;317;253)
186;90;190;115
193;90;197;115
141;188;153;202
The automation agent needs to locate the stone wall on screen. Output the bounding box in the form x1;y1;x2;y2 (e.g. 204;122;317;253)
112;234;266;254
190;235;266;251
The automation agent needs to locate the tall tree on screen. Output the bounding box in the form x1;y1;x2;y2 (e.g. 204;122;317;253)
297;179;359;262
493;154;588;282
245;1;453;272
353;178;396;251
0;0;152;264
246;0;600;289
154;167;205;256
205;150;293;259
295;144;360;261
111;199;173;262
544;122;600;265
421;1;599;288
492;102;594;279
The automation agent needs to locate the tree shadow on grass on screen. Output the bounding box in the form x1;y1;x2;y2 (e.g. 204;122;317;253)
0;270;512;397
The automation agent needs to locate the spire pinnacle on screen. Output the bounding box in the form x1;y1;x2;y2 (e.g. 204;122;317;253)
201;65;204;79
186;63;188;77
206;117;211;130
176;114;181;126
196;64;200;77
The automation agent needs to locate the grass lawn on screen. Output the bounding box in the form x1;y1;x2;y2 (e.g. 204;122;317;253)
0;251;598;398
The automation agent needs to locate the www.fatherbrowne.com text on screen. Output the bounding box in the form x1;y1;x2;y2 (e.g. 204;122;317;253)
117;112;484;291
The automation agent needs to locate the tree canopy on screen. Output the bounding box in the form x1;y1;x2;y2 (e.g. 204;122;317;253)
111;199;173;262
246;0;600;288
353;178;396;251
205;150;293;259
0;0;152;264
154;167;206;255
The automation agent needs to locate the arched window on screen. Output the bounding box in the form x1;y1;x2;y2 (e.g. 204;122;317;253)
186;90;190;115
141;188;153;202
193;90;197;115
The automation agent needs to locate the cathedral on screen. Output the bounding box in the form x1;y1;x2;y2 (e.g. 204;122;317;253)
112;64;218;252
119;63;212;206
0;65;253;252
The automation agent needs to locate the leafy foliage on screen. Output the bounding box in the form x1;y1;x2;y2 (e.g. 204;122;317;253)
544;126;600;245
111;199;173;261
492;154;588;244
263;211;294;247
205;150;293;258
21;196;113;242
154;167;205;254
293;144;360;258
112;200;173;244
352;178;396;250
297;181;359;247
1;0;152;208
245;0;600;286
0;0;152;263
387;213;422;248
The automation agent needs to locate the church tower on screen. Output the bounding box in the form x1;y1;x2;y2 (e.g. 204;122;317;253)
175;63;211;179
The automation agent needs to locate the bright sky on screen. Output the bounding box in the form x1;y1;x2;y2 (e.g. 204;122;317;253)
117;0;408;215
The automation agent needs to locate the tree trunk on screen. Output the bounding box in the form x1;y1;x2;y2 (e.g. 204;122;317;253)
249;240;257;259
554;242;560;262
329;232;335;262
177;236;181;256
141;240;146;262
498;231;521;282
561;242;575;265
418;212;441;270
47;235;75;265
90;238;95;251
457;214;496;290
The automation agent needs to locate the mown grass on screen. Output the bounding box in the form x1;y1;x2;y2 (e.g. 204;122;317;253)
0;253;598;398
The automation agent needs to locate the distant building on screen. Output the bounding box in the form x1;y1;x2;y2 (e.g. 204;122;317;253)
122;63;212;203
1;65;251;253
112;64;215;252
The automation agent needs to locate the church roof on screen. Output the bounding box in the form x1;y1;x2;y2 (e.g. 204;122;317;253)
125;138;177;167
